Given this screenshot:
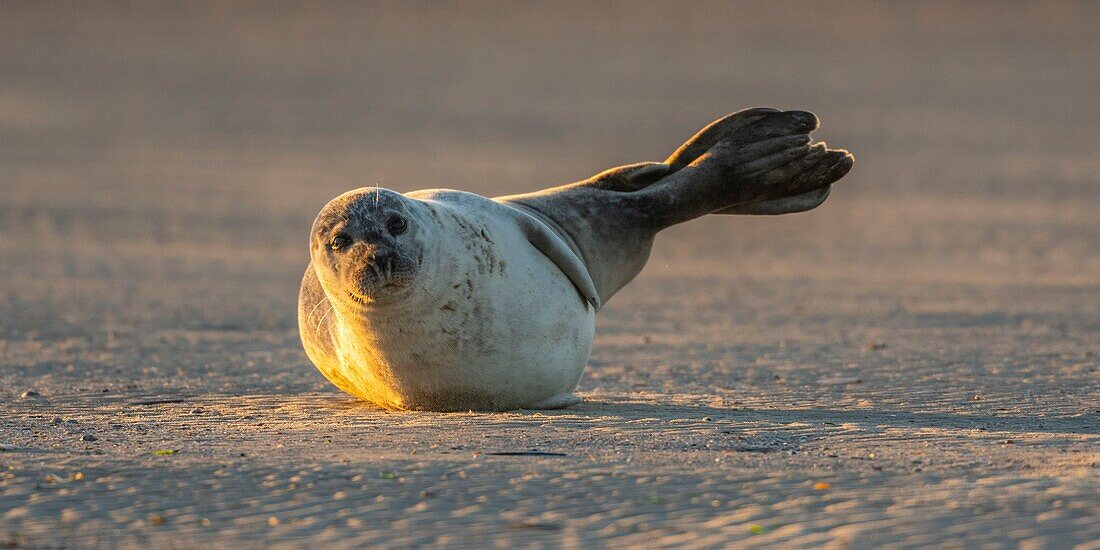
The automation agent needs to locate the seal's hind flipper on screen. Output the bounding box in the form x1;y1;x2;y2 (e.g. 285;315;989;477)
715;185;832;215
562;109;834;216
562;108;780;195
639;111;852;227
664;107;782;170
499;109;853;305
571;162;671;192
665;109;836;216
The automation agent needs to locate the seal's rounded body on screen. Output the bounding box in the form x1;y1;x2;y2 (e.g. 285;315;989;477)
299;108;854;411
300;190;595;411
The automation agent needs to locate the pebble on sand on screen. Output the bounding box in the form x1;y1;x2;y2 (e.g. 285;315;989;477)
81;434;98;442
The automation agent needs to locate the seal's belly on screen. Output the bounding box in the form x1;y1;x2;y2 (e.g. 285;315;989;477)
343;233;595;411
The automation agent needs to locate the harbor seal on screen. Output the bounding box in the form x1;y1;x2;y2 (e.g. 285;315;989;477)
299;108;854;411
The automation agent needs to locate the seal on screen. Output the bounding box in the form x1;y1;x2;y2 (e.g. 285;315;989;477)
299;108;854;411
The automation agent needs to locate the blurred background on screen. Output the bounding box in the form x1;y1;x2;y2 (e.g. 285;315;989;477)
1;1;1097;400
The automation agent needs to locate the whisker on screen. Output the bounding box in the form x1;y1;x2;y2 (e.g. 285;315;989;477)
304;297;328;322
370;262;384;287
315;303;334;333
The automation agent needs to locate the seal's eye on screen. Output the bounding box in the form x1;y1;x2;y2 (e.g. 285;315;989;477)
387;215;408;236
329;234;352;251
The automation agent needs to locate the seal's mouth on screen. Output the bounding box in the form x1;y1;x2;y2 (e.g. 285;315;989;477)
344;276;414;306
332;250;420;308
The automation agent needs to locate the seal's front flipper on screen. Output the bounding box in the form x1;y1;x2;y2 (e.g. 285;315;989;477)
503;204;602;310
525;393;582;410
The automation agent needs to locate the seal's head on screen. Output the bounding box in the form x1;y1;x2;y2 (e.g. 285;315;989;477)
310;187;424;307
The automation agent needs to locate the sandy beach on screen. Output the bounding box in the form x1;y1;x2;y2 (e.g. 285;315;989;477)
2;2;1098;547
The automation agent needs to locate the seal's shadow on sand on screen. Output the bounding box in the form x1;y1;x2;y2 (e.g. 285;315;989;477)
314;393;1095;437
7;391;1093;464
